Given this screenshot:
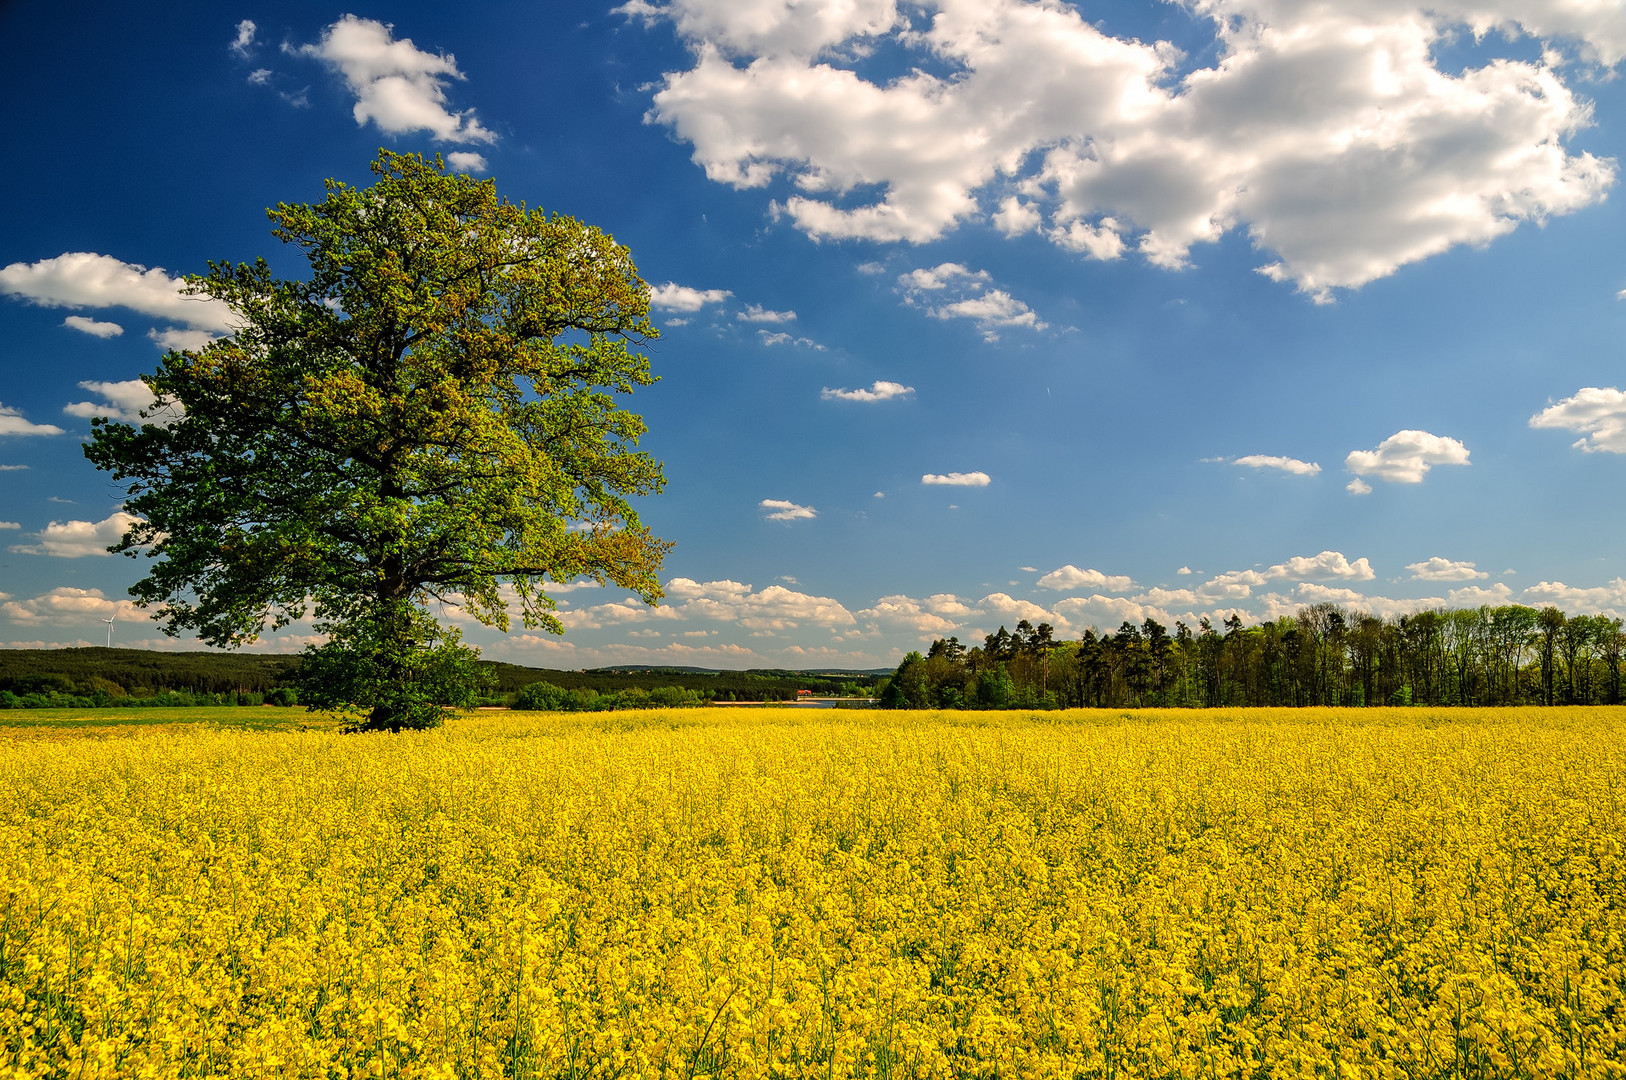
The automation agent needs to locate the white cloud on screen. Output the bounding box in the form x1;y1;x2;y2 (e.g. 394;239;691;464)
1407;557;1487;582
737;303;797;323
9;512;143;558
1448;582;1516;607
899;264;988;292
980;592;1067;630
821;380;913;402
230;19;256;57
1177;566;1192;575
760;498;816;521
659;577;856;631
922;471;990;486
1230;454;1321;475
0;522;18;530
1520;578;1626;617
857;592;975;635
62;315;122;338
1036;565;1135;592
635;0;1616;298
898;263;1044;340
1346;429;1470;484
294;15;496;144
445;151;489;173
1530;387;1626;453
148;328;219;352
0;586;150;627
993;196;1041;237
1347;477;1373;495
62;380;182;426
0;404;65;437
649;282;732;311
248;69;274;86
758;330;825;348
1266;551;1374;582
0;252;235;334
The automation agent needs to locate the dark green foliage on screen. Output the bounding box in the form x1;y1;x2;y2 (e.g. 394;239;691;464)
296;606;494;731
878;603;1626;709
510;679;706;711
80;152;669;731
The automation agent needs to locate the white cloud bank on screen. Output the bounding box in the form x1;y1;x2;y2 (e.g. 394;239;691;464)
0;252;235;343
1037;565;1135;592
9;512;143;558
293;15;495;144
1;586;150;627
1530;387;1626;453
631;0;1617;300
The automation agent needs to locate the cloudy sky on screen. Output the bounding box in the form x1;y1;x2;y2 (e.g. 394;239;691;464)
3;0;1626;669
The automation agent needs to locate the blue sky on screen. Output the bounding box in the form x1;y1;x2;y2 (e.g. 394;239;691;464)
3;0;1626;669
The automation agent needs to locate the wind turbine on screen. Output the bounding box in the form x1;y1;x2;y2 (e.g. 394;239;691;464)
103;616;114;648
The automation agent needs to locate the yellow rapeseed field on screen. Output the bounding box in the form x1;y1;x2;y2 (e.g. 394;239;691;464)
1;707;1623;1079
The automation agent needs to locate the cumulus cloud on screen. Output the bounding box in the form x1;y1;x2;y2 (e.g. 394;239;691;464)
649;282;732;311
857;592;976;635
9;511;143;558
760;498;816;521
1229;454;1321;475
0;586;149;627
1037;565;1134;592
660;577;855;631
898;263;1044;340
1347;478;1374;496
1448;582;1516;607
445;151;489;173
0;252;234;339
62;315;122;338
1521;578;1626;617
62;380;182;426
294;15;496;143
737;303;797;323
758;330;824;348
821;380;913;402
922;471;991;486
1530;387;1626;453
1346;430;1470;485
1266;551;1375;582
0;522;18;529
634;0;1617;299
1407;557;1487;582
0;404;65;437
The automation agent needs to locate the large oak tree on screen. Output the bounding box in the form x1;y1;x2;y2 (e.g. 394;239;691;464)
85;152;670;729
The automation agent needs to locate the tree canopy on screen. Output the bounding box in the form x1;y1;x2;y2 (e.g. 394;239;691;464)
85;151;670;729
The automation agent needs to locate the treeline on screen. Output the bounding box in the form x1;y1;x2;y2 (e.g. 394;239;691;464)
881;604;1626;709
0;648;883;710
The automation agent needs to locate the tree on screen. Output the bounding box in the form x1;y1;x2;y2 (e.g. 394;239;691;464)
84;152;670;730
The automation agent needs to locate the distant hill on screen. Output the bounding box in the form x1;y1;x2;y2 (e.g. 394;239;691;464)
0;648;886;702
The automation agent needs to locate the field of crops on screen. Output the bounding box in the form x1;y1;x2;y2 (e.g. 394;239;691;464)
1;707;1623;1079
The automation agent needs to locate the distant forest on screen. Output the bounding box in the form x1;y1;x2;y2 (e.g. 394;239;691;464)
881;604;1626;709
0;648;882;708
